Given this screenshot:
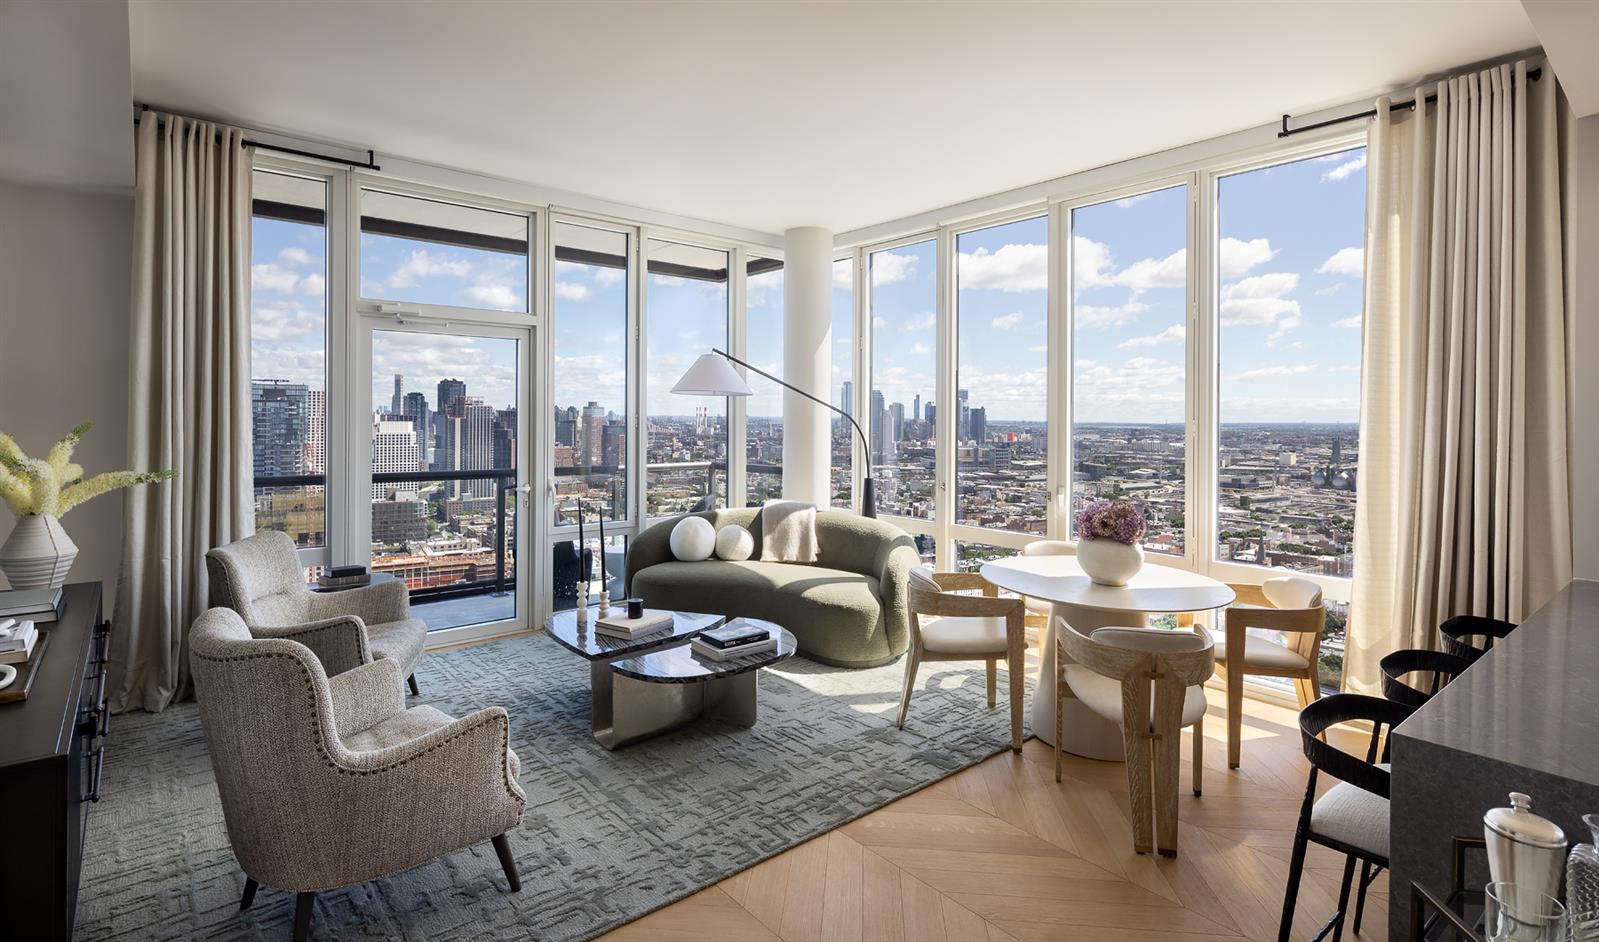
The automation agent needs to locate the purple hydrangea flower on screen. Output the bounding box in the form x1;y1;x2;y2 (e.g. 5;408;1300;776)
1075;499;1147;546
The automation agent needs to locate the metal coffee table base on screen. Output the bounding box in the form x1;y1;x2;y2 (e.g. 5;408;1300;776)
590;660;759;750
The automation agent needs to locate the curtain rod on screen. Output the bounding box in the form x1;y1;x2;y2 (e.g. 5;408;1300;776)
134;104;381;171
1278;66;1542;138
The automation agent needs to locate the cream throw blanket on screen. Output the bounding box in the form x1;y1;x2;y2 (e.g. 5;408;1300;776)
760;501;818;564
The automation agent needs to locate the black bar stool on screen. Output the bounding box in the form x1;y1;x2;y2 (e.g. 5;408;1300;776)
1437;614;1516;663
1379;648;1473;708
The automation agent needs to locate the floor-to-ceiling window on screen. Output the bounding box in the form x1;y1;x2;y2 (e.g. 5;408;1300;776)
868;238;937;521
249;169;330;553
1069;184;1188;556
831;257;855;509
745;255;784;505
646;240;730;516
1215;145;1366;692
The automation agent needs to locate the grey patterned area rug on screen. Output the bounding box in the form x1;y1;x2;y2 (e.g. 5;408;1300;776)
77;631;1031;941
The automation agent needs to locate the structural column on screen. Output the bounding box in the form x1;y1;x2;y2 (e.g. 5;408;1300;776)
782;226;834;506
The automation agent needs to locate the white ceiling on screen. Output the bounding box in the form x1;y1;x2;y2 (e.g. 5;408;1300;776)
128;0;1540;235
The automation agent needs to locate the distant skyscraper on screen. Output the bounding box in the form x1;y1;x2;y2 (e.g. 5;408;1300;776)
440;395;496;498
602;420;626;471
1331;437;1343;466
889;402;905;444
924;401;935;425
581;401;607;469
371;418;419;499
912;395;921;427
958;388;971;440
390;374;403;416
555;406;578;450
305;388;326;475
251;380;309;480
926;403;936;427
870;389;887;460
970;406;987;445
436;378;466;418
840;380;853;415
401;391;429;470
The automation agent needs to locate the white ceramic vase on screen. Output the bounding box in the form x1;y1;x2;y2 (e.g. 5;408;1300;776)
1077;537;1143;587
0;514;79;590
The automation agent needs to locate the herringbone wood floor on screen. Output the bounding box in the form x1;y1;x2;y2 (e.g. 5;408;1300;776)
596;659;1384;942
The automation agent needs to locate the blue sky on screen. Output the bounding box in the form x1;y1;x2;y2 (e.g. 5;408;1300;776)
252;145;1365;427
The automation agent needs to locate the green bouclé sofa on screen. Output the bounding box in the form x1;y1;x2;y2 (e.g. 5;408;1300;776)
624;508;919;668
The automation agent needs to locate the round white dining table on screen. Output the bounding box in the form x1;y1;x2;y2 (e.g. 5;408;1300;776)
980;555;1236;761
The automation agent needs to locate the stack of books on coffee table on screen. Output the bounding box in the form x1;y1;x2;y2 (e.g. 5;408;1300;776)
317;566;372;590
594;609;673;640
0;617;39;665
691;620;776;661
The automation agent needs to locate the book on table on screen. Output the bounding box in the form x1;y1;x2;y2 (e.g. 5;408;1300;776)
690;620;776;661
690;636;777;662
0;619;38;665
0;586;64;623
593;609;674;638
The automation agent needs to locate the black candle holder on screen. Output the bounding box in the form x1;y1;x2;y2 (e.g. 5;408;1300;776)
626;597;644;620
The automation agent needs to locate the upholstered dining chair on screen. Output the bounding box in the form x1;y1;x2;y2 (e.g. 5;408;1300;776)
1379;648;1473;708
1215;577;1325;769
897;566;1026;753
207;530;428;695
1019;540;1074;633
1437;613;1517;663
1055;619;1215;857
1278;694;1414;942
189;608;525;942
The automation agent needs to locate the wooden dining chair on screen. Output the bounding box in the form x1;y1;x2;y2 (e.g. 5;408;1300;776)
1055;619;1215;857
1018;540;1074;633
897;566;1026;753
1216;577;1325;769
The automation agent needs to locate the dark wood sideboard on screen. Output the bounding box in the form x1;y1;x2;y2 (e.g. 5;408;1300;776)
0;584;109;941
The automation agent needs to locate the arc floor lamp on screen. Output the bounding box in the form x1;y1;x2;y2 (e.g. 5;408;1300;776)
672;348;877;518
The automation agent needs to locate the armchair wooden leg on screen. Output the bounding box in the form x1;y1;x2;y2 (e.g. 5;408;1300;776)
408;674;421;697
985;659;997;708
1124;722;1154;855
896;649;920;729
492;832;521;892
239;877;258;911
1153;715;1183;857
293;892;315;942
1008;648;1024;754
1192;713;1204;797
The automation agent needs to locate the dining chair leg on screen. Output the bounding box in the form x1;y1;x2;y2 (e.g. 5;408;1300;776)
1329;855;1356;942
1351;861;1375;934
292;892;316;942
1191;712;1204;797
986;658;997;708
1008;647;1024;754
1152;689;1184;857
1124;720;1154;854
1227;663;1244;769
895;648;920;729
1277;825;1310;942
1054;673;1064;782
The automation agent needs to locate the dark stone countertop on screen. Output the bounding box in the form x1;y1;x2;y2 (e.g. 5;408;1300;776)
1393;578;1599;786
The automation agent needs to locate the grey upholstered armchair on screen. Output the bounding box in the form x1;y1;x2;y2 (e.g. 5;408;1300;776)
190;607;525;942
206;530;428;694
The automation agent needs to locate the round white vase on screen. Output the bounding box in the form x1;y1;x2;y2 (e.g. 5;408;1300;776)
1077;537;1143;587
0;514;79;590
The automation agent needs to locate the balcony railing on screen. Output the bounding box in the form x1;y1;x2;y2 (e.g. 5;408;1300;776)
255;468;518;611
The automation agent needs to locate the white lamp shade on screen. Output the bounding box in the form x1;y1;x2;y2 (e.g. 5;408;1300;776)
671;352;753;396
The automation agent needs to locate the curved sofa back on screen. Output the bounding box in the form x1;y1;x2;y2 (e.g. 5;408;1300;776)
625;507;913;590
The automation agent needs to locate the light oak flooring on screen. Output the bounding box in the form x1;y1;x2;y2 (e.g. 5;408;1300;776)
596;658;1384;942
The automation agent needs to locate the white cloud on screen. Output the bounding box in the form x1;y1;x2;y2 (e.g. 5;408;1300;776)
1231;364;1318;381
1073;356;1186;422
1332;315;1363;329
1028;345;1048;354
387;250;472;289
1218;237;1276;278
1072;236;1115;292
1076;299;1148;329
1118;324;1185;349
1327;364;1361;373
251;263;298;294
250;303;321;341
298;272;325;298
466;279;518;308
1321;153;1367;182
1318;247;1364;278
870;251;918;287
1220;272;1301;328
650;273;687;287
1114;248;1185;292
593;266;624;286
552;281;590;302
900;312;936;332
1114;193;1152;208
871;315;886;329
1314;283;1344;296
990;312;1026;330
911;343;932;355
832;258;853;291
277;247;312;267
957;243;1046;293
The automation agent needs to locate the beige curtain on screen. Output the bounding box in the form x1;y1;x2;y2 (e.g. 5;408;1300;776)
110;113;254;713
1347;60;1571;694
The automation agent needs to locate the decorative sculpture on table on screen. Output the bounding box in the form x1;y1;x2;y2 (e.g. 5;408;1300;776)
596;494;611;616
573;499;589;625
0;422;175;589
1073;499;1147;587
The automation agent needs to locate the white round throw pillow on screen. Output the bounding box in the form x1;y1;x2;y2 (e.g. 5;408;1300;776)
669;516;717;561
714;524;754;561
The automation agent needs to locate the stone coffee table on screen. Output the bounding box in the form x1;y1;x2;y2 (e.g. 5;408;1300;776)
544;607;794;749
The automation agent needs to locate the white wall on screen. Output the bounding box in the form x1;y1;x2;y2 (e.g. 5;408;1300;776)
0;181;133;603
1573;113;1599;580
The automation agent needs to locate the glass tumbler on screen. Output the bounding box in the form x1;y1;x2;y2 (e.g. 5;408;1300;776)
1485;882;1569;942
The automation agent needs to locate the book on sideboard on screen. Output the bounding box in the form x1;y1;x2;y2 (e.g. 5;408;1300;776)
0;587;63;624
